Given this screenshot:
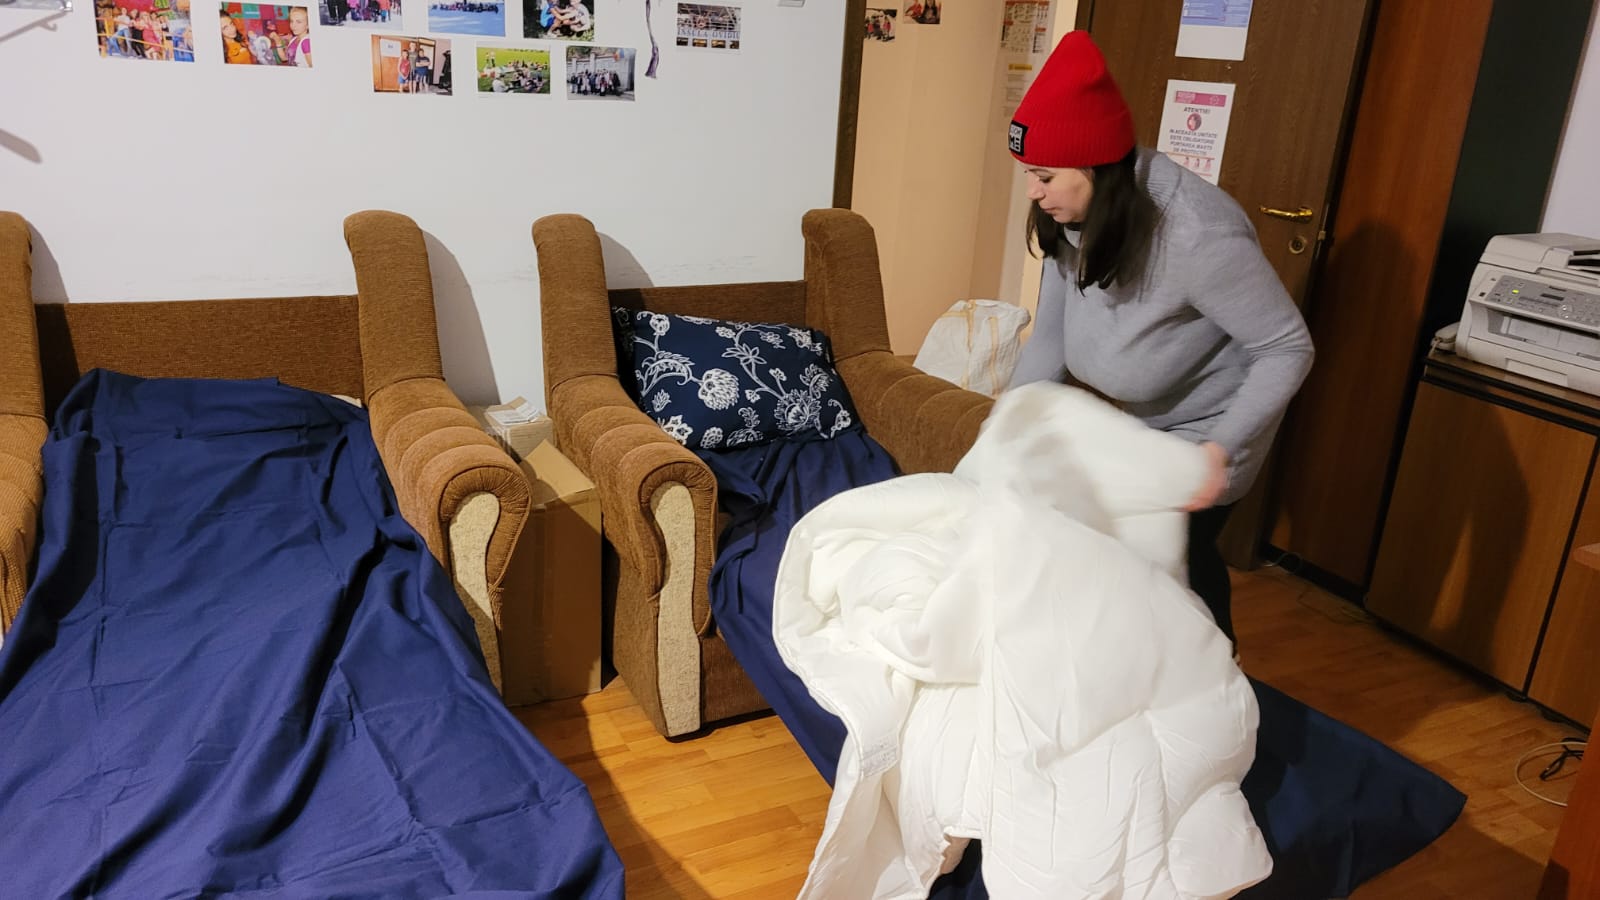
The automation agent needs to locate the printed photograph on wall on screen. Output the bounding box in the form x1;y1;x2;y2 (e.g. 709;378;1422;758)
674;3;737;50
219;4;313;66
902;0;937;25
863;6;894;42
522;0;590;40
371;34;452;94
428;0;500;35
476;44;549;94
319;0;394;29
94;0;195;62
566;44;634;100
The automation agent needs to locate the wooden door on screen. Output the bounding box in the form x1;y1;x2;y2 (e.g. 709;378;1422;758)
1077;0;1373;566
1366;381;1595;688
1265;1;1497;588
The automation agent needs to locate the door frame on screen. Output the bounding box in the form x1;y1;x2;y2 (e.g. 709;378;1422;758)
833;0;868;208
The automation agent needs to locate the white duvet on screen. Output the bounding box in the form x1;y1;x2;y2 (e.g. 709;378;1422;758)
773;382;1272;899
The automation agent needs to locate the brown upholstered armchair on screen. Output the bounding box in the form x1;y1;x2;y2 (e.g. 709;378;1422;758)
0;210;531;695
532;207;995;737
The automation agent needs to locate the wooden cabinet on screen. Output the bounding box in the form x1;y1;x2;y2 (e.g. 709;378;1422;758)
1529;536;1600;727
1368;353;1600;725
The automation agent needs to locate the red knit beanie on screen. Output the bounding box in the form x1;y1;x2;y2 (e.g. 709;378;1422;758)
1008;31;1136;168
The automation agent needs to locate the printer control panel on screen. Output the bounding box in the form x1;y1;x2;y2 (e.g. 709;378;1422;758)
1483;274;1600;329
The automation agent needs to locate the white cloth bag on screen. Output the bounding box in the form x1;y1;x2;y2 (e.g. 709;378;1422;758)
912;299;1032;396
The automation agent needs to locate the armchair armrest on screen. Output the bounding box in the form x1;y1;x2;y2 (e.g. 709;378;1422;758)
799;208;994;474
0;415;47;632
839;351;993;475
532;212;718;733
552;374;719;634
366;377;531;623
0;211;46;633
552;373;717;735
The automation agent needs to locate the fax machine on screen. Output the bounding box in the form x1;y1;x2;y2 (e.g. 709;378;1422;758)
1457;233;1600;394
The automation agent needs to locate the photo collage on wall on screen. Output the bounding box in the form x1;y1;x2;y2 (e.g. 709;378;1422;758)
221;3;312;66
675;3;737;50
371;33;451;92
93;0;195;62
866;0;934;42
478;43;549;94
863;7;894;42
65;0;753;101
902;0;938;25
523;0;589;40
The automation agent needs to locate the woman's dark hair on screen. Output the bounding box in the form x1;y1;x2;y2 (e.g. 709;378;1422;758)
1026;148;1157;292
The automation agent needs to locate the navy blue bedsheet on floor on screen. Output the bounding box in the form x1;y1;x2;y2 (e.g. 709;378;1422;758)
0;371;624;899
702;434;1466;900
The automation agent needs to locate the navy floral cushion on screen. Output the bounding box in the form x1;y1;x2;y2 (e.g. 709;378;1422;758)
616;308;860;451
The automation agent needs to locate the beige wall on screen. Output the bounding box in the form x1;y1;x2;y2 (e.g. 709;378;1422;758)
1014;2;1079;338
853;0;1077;356
852;2;1006;354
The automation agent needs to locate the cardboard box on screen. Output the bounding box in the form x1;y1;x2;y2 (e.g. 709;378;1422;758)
496;440;604;705
480;396;556;460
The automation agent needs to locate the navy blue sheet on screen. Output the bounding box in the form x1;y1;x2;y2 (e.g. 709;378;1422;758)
702;435;1466;900
0;371;624;899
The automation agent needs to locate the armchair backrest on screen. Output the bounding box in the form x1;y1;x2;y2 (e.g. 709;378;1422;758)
33;298;365;416
608;282;805;326
532;214;626;403
0;213;44;422
344;210;447;401
3;210;448;417
799;208;895;363
532;209;898;405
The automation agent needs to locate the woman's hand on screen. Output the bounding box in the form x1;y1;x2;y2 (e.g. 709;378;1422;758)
1186;442;1229;512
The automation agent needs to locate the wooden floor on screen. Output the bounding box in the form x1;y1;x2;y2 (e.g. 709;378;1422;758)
517;567;1584;899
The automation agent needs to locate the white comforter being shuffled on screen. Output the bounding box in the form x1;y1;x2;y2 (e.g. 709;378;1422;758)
773;382;1272;899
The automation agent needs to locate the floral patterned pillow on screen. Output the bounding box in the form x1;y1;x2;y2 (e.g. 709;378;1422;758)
617;309;861;451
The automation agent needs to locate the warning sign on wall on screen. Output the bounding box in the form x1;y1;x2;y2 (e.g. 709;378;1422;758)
1155;79;1235;185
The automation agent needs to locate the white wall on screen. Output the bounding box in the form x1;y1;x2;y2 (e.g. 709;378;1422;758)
1542;0;1600;239
0;1;844;405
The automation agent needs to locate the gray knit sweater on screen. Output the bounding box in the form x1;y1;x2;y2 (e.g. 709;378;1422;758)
1008;148;1314;506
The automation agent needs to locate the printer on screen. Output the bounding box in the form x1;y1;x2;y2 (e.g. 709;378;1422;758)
1457;233;1600;394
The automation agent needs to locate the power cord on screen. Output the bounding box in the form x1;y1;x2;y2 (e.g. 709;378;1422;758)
1515;739;1586;807
1259;550;1373;625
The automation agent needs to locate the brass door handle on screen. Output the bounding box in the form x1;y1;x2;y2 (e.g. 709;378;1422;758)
1259;205;1315;223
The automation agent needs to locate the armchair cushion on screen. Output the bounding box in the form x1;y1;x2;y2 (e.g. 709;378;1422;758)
618;309;860;452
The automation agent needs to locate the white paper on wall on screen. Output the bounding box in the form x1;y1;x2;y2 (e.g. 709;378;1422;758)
1155;79;1235;185
1175;0;1253;61
1000;0;1049;55
1003;63;1035;119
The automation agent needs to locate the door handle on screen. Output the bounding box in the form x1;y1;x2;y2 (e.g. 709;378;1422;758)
1259;205;1315;223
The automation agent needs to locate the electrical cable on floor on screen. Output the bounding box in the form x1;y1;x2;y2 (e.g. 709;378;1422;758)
1514;739;1586;807
1258;549;1373;625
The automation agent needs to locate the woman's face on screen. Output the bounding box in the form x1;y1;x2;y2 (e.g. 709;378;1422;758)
289;8;307;33
221;16;237;37
1023;166;1094;224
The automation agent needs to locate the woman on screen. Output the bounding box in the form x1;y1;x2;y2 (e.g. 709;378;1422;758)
286;6;312;67
1005;31;1313;649
220;12;252;64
